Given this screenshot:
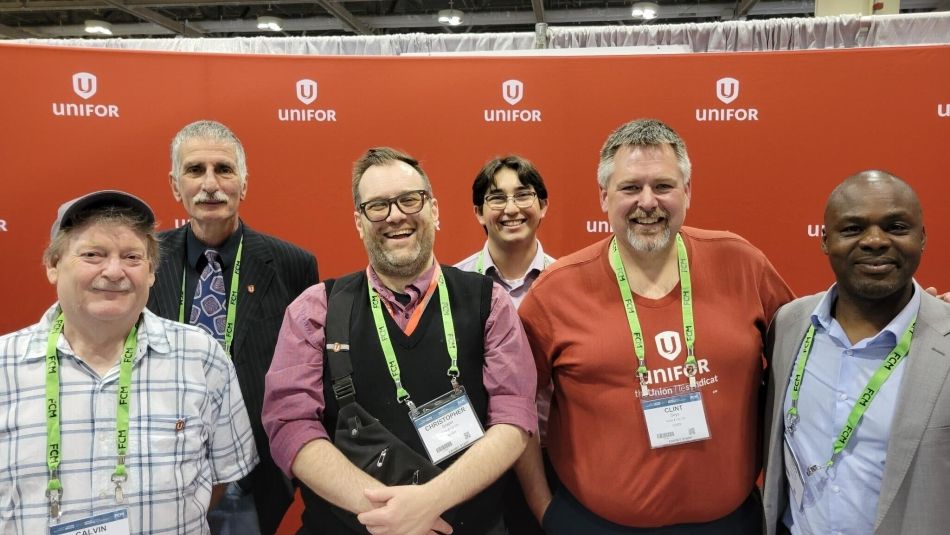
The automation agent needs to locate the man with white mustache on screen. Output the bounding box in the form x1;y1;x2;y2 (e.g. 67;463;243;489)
147;120;318;535
263;147;537;535
516;118;795;533
0;190;257;534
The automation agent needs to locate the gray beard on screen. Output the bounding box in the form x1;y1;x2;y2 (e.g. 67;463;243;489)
625;225;672;253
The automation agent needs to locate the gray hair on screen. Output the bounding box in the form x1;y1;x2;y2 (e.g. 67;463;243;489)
352;147;432;208
170;120;248;180
597;119;691;188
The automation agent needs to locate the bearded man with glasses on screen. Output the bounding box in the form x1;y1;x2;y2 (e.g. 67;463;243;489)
263;147;538;535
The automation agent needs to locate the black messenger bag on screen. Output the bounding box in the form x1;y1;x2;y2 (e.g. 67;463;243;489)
324;275;445;533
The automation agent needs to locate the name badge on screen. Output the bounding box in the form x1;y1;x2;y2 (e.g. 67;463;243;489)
783;435;806;510
411;387;485;464
641;391;711;448
50;509;130;535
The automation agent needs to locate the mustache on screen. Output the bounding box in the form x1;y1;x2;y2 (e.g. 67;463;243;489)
630;208;669;219
192;191;229;204
92;281;133;292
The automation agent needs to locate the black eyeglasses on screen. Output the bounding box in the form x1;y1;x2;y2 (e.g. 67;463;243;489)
484;190;538;210
359;190;430;222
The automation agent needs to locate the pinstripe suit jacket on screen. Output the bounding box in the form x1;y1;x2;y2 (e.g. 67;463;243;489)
763;291;950;535
147;222;318;534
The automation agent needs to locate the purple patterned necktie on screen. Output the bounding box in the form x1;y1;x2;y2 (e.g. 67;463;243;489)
191;249;227;343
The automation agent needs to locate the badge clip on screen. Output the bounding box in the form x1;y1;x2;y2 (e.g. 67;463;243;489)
46;488;62;519
111;473;127;504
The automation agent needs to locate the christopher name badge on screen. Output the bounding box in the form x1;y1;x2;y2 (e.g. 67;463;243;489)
641;391;711;448
50;509;130;535
411;387;485;464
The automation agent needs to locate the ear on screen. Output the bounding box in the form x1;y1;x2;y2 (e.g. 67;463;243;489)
683;180;692;210
599;186;609;213
539;198;549;219
240;175;248;200
430;197;440;225
921;226;927;251
474;204;487;227
354;210;365;240
169;173;183;202
147;269;156;288
46;264;58;285
820;227;829;255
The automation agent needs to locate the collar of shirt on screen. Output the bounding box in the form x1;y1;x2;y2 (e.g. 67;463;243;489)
478;239;550;282
186;220;244;270
810;281;922;350
20;304;172;365
367;262;438;316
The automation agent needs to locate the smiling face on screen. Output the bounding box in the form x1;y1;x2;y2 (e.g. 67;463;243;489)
476;167;547;250
599;144;691;257
822;174;925;305
354;160;438;281
47;221;155;329
170;138;247;232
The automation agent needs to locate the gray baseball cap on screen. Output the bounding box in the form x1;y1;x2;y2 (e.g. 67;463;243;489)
51;190;155;240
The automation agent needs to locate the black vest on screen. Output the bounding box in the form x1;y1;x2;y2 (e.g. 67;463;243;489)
300;266;506;534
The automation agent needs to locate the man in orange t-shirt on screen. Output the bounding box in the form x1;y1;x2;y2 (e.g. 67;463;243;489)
517;118;794;533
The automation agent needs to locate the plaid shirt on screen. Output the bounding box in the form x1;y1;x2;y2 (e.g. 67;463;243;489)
0;305;258;534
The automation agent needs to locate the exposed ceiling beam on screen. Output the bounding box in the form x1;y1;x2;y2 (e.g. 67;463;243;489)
22;2;829;36
0;21;37;38
314;0;374;35
736;0;762;18
531;0;546;23
100;0;204;36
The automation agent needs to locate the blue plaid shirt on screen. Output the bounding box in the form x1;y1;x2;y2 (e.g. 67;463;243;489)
0;305;258;534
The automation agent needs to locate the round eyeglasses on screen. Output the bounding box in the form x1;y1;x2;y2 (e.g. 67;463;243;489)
359;190;430;222
484;190;538;211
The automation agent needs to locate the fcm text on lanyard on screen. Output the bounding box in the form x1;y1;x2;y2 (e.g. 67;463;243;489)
367;264;460;413
178;237;243;354
46;312;138;519
608;234;698;395
785;317;915;474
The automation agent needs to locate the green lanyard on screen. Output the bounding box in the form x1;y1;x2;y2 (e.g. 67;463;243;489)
46;312;138;518
474;248;552;275
178;237;243;354
786;317;916;472
368;265;459;413
608;234;697;396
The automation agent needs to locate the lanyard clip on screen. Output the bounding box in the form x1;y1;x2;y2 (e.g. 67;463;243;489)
405;398;418;415
46;487;62;519
111;472;127;504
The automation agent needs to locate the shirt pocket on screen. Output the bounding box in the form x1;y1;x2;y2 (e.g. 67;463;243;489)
127;416;205;498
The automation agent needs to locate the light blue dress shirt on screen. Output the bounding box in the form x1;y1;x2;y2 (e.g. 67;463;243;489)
782;283;921;535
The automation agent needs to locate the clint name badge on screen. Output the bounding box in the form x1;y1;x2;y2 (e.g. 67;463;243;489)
641;391;711;448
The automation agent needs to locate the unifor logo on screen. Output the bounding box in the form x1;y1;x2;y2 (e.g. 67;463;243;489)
72;72;97;100
655;331;682;361
502;79;523;106
296;79;318;105
716;77;739;105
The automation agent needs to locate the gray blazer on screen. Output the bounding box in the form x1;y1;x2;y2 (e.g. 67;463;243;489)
762;291;950;535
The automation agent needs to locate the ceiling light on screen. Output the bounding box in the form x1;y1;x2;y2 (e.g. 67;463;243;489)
437;9;464;26
631;2;660;20
257;15;283;32
84;19;113;36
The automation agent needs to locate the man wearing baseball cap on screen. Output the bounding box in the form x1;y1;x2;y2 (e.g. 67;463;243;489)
0;190;258;534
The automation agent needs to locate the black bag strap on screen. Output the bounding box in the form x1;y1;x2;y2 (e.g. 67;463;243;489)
324;272;365;408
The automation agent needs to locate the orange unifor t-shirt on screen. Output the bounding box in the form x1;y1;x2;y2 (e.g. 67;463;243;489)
519;227;794;527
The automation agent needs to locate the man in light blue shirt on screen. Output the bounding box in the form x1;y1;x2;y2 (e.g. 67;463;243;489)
763;170;950;534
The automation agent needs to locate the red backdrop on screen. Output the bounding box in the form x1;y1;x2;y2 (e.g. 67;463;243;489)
1;43;948;330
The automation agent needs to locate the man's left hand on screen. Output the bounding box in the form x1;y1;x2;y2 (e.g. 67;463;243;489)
357;486;453;535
